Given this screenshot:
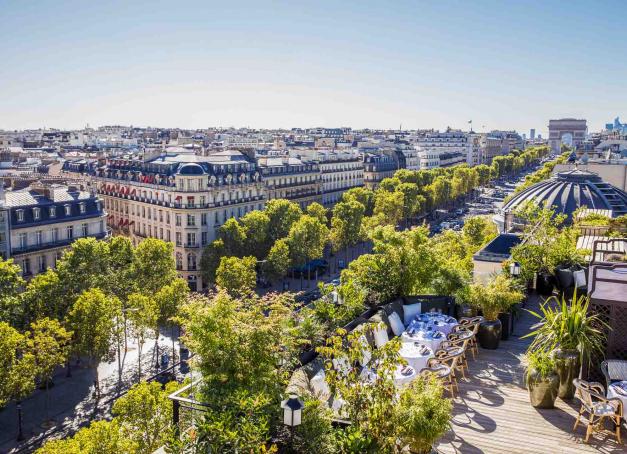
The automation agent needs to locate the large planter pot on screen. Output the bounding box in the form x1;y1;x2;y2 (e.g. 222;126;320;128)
553;349;580;400
527;369;559;408
477;319;502;350
498;312;513;340
536;272;555;297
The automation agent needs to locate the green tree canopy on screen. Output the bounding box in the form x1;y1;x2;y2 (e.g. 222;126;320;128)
265;199;303;243
215;256;257;297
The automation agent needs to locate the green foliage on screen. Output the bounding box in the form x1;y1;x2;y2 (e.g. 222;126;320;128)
286;215;329;268
0;257;26;325
330;200;365;253
342;187;375;216
266;199;303;243
36;420;134;454
306;202;328;225
264;239;291;282
216;255;257;297
200;239;225;285
218;217;247;257
373;190;404;226
21;269;65;326
525;349;556;381
131;239;177;296
27;318;72;387
0;322;35;407
240;210;272;259
462;216;498;249
468;274;524;321
524;290;609;360
112;381;179;453
394;377;452;454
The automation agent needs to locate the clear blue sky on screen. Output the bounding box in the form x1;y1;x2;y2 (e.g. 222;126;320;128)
1;0;625;134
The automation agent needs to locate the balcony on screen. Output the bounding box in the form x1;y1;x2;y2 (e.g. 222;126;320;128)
11;231;109;255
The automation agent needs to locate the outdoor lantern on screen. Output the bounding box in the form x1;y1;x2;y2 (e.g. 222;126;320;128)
509;261;521;277
281;394;304;427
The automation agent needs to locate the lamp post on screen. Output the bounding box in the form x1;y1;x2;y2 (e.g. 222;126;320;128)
281;394;304;447
16;402;24;441
509;261;521;277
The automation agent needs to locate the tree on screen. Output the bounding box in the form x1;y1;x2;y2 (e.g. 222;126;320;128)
126;293;158;380
200;239;225;285
263;239;291;283
215;256;257;297
0;322;36;441
21;269;65;326
0;258;26;326
36;420;134;454
306;202;328;225
396;182;421;224
154;278;189;364
331;200;365;252
112;381;178;453
462;216;498;250
343;187;375;215
240;210;271;259
26;318;72;423
373;190;404;226
475;164;492;186
68;289;121;398
106;236;135;300
218;218;247;257
131;239;177;296
286;215;329;281
56;238;111;303
265;199;302;242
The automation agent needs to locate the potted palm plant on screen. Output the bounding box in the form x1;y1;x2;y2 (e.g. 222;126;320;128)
524;290;608;400
525;349;559;408
469;275;524;350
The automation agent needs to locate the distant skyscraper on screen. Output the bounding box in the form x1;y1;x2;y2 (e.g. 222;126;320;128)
530;129;536;140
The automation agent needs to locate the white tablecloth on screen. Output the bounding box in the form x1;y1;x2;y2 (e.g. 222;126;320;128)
607;381;627;419
399;342;434;372
394;365;417;387
401;330;446;352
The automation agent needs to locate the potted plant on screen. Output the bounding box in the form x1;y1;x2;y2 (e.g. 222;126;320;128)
469;275;524;350
525;350;559;408
524;290;609;400
394;376;452;454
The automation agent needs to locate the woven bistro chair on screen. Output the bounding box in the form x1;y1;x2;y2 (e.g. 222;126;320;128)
601;360;627;390
421;358;455;397
433;346;466;391
573;378;623;444
442;329;473;374
454;316;483;359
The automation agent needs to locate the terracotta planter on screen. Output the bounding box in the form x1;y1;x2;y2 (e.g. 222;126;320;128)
477;319;502;350
527;370;559;408
553;349;580;400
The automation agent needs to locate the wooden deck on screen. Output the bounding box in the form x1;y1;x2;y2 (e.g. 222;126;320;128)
435;295;626;454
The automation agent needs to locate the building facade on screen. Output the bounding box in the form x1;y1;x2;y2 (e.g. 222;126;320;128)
0;182;108;277
64;149;265;290
416;131;469;169
256;155;321;208
363;152;399;189
294;149;363;205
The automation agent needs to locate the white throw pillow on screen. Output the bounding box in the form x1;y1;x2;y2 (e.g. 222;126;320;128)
573;270;586;288
403;303;422;326
373;324;389;348
388;311;405;337
310;368;330;399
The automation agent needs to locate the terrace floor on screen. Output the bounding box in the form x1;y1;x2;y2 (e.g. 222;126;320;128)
435;294;626;454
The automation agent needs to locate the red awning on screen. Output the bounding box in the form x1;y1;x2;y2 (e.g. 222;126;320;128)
131;188;136;195
175;195;182;200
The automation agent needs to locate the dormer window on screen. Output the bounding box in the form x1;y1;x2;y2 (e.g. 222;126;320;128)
79;202;86;214
64;204;71;216
16;209;24;222
33;207;41;220
49;206;56;218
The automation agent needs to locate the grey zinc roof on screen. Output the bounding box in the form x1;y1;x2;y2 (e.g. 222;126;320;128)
3;188;92;207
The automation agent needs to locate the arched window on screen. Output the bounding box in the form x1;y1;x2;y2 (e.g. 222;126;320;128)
176;252;183;270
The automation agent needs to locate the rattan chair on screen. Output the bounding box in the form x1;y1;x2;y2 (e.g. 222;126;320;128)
434;345;466;389
601;360;627;390
573;378;622;444
421;358;455;397
455;316;483;359
443;330;473;374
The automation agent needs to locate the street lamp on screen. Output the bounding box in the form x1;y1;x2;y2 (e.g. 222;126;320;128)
509;261;521;277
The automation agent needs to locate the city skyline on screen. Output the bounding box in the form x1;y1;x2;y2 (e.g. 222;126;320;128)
1;0;626;134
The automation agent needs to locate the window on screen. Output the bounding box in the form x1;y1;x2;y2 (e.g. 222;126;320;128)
22;258;31;275
18;233;27;249
82;223;88;237
64;205;71;216
187;214;195;226
52;228;59;242
176;232;182;247
67;225;74;239
201;213;207;225
79;202;86;214
166;212;170;224
175;214;181;226
38;255;46;272
148;209;151;220
166;229;171;242
33;207;41;220
16;210;24;222
49;206;56;217
176;253;183;270
36;230;43;245
159;228;163;239
187;253;197;270
201;231;208;245
187;197;194;208
186;232;196;247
